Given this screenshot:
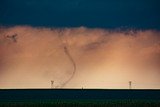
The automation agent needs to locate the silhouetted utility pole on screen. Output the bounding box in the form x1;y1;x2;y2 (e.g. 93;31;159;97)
51;80;54;89
129;81;132;89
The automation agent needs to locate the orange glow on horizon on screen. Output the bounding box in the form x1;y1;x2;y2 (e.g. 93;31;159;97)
0;26;160;89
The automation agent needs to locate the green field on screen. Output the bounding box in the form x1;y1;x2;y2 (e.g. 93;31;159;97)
0;89;160;107
0;99;160;107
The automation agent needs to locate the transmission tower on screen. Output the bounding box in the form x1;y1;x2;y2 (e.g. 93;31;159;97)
51;80;54;89
129;81;132;89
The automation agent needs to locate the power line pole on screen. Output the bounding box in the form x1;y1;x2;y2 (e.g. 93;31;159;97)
51;80;54;89
129;81;132;89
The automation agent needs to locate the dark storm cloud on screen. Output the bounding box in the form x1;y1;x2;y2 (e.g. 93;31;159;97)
0;0;160;29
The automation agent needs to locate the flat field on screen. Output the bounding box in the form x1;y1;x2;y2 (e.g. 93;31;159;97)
0;89;160;107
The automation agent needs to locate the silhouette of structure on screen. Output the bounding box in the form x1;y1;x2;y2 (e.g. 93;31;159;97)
129;81;132;89
51;80;54;89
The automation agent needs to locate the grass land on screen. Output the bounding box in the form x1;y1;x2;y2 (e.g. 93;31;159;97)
0;99;160;107
0;89;160;107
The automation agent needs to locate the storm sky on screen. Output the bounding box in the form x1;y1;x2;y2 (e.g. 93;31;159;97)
0;0;160;89
0;0;160;29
